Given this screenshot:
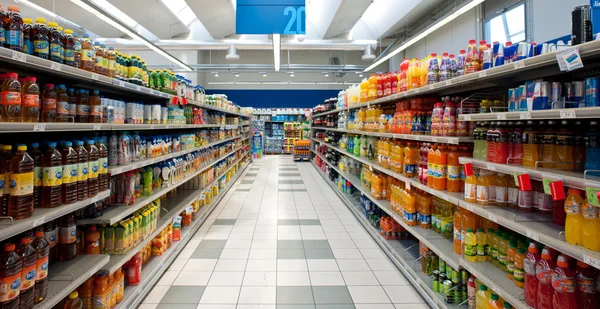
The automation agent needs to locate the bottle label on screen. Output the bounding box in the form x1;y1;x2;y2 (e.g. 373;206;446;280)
582;202;599;219
436;164;447;179
577;274;595;294
514;267;525;283
508;188;519;204
93;292;110;309
476;185;489;203
64;49;74;63
453;227;462;242
89;159;99;179
20;262;36;291
68;102;77;115
62;163;78;184
488;185;496;201
552;271;575;293
476;244;485;256
50;43;61;59
448;165;460;180
498;253;507;266
59;225;76;244
34;40;49;55
87;238;99;253
507;263;516;275
495;187;508;203
1;91;21;105
536;262;553;283
465;243;476;257
419;214;431;226
42;166;63;187
36;256;49;281
44;230;57;248
22;94;40;108
95;56;104;69
90;105;103;116
0;172;4;197
77;104;90;115
0;30;5;44
78;162;89;181
564;199;581;214
34;167;42;187
491;248;498;261
465;183;476;200
109;60;116;71
99;157;108;174
0;272;21;302
484;244;490;257
404;164;416;174
57;101;69;115
10;172;34;196
43;98;56;109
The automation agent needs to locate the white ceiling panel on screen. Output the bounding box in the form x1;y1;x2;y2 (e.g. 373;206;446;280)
188;0;236;39
324;0;372;39
305;0;343;39
107;0;189;39
350;0;422;40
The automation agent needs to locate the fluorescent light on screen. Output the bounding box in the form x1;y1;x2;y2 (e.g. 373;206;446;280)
364;0;485;72
325;73;329;77
263;73;267;77
161;0;199;27
235;73;240;77
359;74;363;77
214;73;219;77
70;0;193;71
290;74;295;77
90;0;137;27
17;0;87;32
273;34;281;72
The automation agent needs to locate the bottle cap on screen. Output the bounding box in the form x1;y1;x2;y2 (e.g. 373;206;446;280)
2;145;12;150
109;46;114;50
4;243;15;251
491;294;499;301
31;142;39;148
89;226;96;232
25;76;36;83
503;302;512;309
479;285;487;291
76;140;84;146
93;90;100;95
7;72;18;79
65;141;73;147
35;231;44;237
48;141;57;148
69;291;79;299
21;237;31;244
466;228;473;233
100;44;106;48
431;53;437;57
517;248;526;254
556;254;569;267
65;29;73;35
23;18;32;24
83;33;89;38
477;228;484;232
7;5;20;12
17;145;27;151
48;21;58;28
35;17;47;24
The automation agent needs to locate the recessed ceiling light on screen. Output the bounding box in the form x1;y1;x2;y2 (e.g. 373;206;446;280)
290;74;295;77
214;73;219;77
235;73;240;77
325;73;329;77
359;74;363;77
263;73;267;77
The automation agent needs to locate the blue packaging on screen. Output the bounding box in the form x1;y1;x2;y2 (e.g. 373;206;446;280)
585;77;600;107
516;42;528;61
572;81;585;107
525;81;552;110
528;43;538;58
507;88;516;111
515;85;527;111
493;42;504;67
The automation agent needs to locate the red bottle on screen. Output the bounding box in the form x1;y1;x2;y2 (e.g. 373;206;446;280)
524;241;541;308
576;261;598;309
495;121;509;164
536;247;556;309
487;121;497;163
125;253;141;286
391;71;399;94
376;74;384;98
383;72;392;96
552;254;576;309
399;58;409;92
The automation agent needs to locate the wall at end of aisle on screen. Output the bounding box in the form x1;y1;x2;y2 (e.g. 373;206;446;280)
205;89;340;108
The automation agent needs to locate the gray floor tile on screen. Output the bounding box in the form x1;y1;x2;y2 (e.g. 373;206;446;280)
156;305;198;309
279;240;304;248
279;180;292;184
247;173;258;176
303;240;330;249
279;219;300;225
197;240;228;249
277;286;315;304
213;219;237;225
159;286;205;304
279;173;301;176
237;188;251;191
312;286;353;304
304;248;335;259
290;180;304;184
191;248;223;259
278;248;306;259
316;305;356;309
241;180;254;184
298;220;321;226
278;305;316;309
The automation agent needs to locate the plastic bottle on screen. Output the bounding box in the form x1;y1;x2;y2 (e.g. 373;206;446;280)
8;145;34;220
476;170;491;206
524;242;541;308
540;120;557;168
41;83;56;122
465;169;477;203
61;141;78;205
89;90;102;123
552;254;576;309
33;18;49;59
486;294;502;309
433;145;447;190
47;22;61;63
506;240;517;279
537;247;556;309
464;228;477;262
367;74;377;101
427;53;440;84
75;141;88;201
466;40;479;74
521;121;538;168
92;275;110;309
75;90;89;123
62;29;75;67
81;34;93;72
67;88;77;121
78;277;93;309
582;198;600;251
126;253;141;286
31;231;49;305
29;143;42;209
485;228;494;262
85;140;99;198
1;72;22;122
59;213;77;261
427;144;436;187
0;243;22;308
513;247;526;289
114;269;124;304
22;17;33;55
64;291;83;309
4;6;22;51
96;138;108;192
462;210;477;252
73;32;82;69
403;142;418;178
41;141;63;208
107;272;116;308
576;261;598;309
17;237;36;308
439;53;451;81
561;188;582;229
21;76;39;122
107;47;117;78
453;208;462;255
565;193;584;246
476;228;487;262
85;225;100;254
476;285;491;309
56;84;69;122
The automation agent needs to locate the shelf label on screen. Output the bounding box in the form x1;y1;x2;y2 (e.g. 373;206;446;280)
488;214;498;223
11;51;25;62
514;61;526;70
465;203;474;212
405;181;411;190
526;229;539;241
479;70;488;78
93;124;101;130
517;174;532;191
33;124;46;131
463;114;471;121
556;47;584;72
486;163;497;171
445;79;453;86
519;112;531;119
91;73;100;81
585;187;600;207
496;113;506;120
560;110;576;119
583;254;600;269
428;85;435;90
32;216;45;227
118;81;125;87
136;86;141;92
50;62;61;71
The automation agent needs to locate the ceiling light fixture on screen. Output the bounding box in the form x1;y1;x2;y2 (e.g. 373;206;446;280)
70;0;193;71
235;73;240;77
273;33;281;72
214;73;219;77
359;74;364;77
263;73;267;77
364;0;485;72
161;0;199;26
226;44;240;60
361;45;376;61
325;73;329;77
290;74;295;77
16;0;88;33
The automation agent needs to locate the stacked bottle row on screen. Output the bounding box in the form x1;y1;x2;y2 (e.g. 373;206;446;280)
422;244;475;305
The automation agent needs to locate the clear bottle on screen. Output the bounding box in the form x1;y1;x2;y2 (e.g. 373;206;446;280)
61;141;78;205
85;140;99;198
0;243;22;308
75;141;88;201
8;144;34;219
58;213;77;261
94;42;103;75
16;237;36;309
48;22;62;63
1;145;13;216
63;29;75;67
107;47;116;78
41;83;57;122
41;141;62;208
96;137;108;192
73;32;82;69
1;72;22;122
21;76;40;122
63;291;82;309
29;142;42;209
89;90;102;123
32;230;49;304
22;17;33;55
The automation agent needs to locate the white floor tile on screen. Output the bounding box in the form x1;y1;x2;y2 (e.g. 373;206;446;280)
250;239;277;249
225;239;253;249
384;286;423;303
373;271;409;286
332;248;363;259
214;259;248;271
200;286;241;304
242;271;277;286
348;286;392;304
336;259;371;271
183;259;218;271
359;249;387;259
367;259;396;271
156;270;180;286
168;258;189;271
307;259;339;271
137;304;157;309
142;285;169;303
394;304;428;309
356;305;396;309
309;271;345;286
328;239;358;248
208;271;244;286
173;271;212;286
277;259;308;271
276;271;310;286
196;304;236;309
341;271;380;286
220;248;250;259
246;259;277;271
238;286;277;304
249;248;277;259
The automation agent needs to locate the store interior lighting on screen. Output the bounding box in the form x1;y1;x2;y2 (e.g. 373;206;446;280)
273;34;281;72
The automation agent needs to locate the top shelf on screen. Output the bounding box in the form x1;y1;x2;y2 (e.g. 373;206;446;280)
458;107;600;121
312;40;600;118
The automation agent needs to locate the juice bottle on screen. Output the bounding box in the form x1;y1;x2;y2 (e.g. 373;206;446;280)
9;145;34;219
476;170;491;206
21;76;39;122
94;42;104;75
541;121;557;168
86;140;99;198
41;141;63;208
92;275;110;309
56;84;69;122
47;22;61;63
64;291;83;309
565;193;584;246
461;209;477;247
359;78;368;102
29;142;42;209
107;272;116;308
573;121;586;171
476;227;487;262
536;247;556;309
126;253;141;286
453;208;462;254
399;58;409;92
466;40;479;74
506;240;517;279
114;269;124;303
73;32;81;68
486;294;502;309
81;34;93;72
59;213;77;261
32;230;49;304
61;141;78;205
447;146;461;192
376;74;384;98
371;172;382;199
85;225;100;254
464;228;477;262
1;72;22;122
96;138;108;192
420;194;431;228
0;243;22;308
63;29;75;66
403;142;417;178
433;145;447;190
33;18;49;59
556;120;574;170
4;5;21;50
506;176;519;208
576;261;598;309
427;53;440;84
100;44;109;76
78;277;93;309
521;121;539;168
75;141;88;201
367;74;377;100
17;236;35;308
562;188;583;236
524;241;541;308
41;83;57;122
107;47;116;78
494;173;508;206
404;189;417;226
22;17;32;55
476;285;491;309
1;145;11;216
76;90;89;123
552;254;576;309
465;169;477;203
89;90;102;123
67;88;77;121
497;233;509;271
582;198;600;251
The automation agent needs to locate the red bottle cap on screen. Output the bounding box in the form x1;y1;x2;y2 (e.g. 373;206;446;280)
45;84;54;89
25;76;36;83
469;39;476;44
443;52;449;56
549;181;565;201
35;231;44;237
431;53;437;57
556;255;569;267
21;237;31;244
4;243;15;251
7;72;18;79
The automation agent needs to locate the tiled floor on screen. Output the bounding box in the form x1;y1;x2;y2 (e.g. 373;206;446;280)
139;156;428;309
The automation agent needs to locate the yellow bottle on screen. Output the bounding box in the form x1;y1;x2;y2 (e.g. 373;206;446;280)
359;79;369;103
494;173;508;206
476;170;491;206
476;228;487;262
582;199;600;251
564;189;584;245
497;233;509;271
476;285;491;309
465;172;477;203
464;228;477;262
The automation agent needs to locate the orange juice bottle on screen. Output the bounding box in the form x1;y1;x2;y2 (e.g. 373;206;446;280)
21;76;40;122
85;225;100;254
1;72;22;122
403;142;417;178
359;78;368;103
494;173;508;206
93;275;110;309
565;189;584;245
513;248;526;288
404;189;417;226
367;74;377;100
522;121;539;168
506;240;517;279
371;172;382;199
79;277;94;309
433;145;447;190
107;273;116;308
465;170;477;203
556;121;574;170
427;144;436;187
453;207;462;254
476;170;491;206
114;269;124;304
390;142;404;173
447;146;461;192
420;194;431;228
461;210;477;249
487;294;502;309
582;199;600;251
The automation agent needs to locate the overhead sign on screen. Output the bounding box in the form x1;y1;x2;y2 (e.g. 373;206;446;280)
236;0;306;35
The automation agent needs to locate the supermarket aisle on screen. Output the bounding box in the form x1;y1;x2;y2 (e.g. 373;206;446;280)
138;155;428;309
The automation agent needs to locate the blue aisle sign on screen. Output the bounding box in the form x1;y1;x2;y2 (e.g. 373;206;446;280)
236;0;306;35
592;1;600;33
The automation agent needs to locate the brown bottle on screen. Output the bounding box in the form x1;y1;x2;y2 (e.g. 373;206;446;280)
75;90;88;123
81;33;93;72
94;42;103;75
61;141;78;205
67;88;76;122
43;221;57;265
21;76;39;122
31;230;49;304
85;140;98;198
41;141;62;208
89;90;102;123
3;5;23;51
56;84;69;122
41;84;56;123
16;237;36;309
29;142;42;209
96;137;108;192
1;72;22;122
75;141;88;201
0;243;22;309
58;213;77;261
1;145;13;217
8;144;34;220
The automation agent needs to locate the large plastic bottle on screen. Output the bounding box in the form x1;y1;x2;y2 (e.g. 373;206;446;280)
8;145;34;220
81;34;93;72
108;271;117;308
86;140;99;198
540;121;557;168
476;228;487;262
427;53;440;84
75;141;88;201
582;199;600;251
565;193;584;246
524;241;541;308
576;261;599;309
403;142;417;178
486;294;502;309
33;18;49;59
96;137;108;192
1;72;22;122
4;6;23;51
114;269;124;304
29;143;42;209
61;141;78;205
513;247;526;288
476;285;491;309
64;291;83;309
465;169;477;203
506;240;517;279
78;277;93;309
41;83;56;122
56;84;69;122
447;146;461;192
433;145;447;190
22;18;33;55
89;90;102;123
59;213;77;261
536;247;556;309
21;76;39;122
561;188;582;229
92;275;110;309
17;237;36;308
41;141;63;208
0;243;22;308
453;208;462;254
552;254;576;309
367;74;377;101
32;230;49;304
464;228;477;262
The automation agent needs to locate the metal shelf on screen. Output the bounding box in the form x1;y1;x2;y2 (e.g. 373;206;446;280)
458;107;600;121
0;122;239;133
34;254;110;309
77;145;246;225
0;190;110;242
115;161;250;309
108;135;243;176
312;127;473;144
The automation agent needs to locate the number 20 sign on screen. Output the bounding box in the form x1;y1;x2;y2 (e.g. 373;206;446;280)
236;0;306;35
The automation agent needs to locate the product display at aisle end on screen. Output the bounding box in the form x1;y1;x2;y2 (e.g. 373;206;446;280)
253;108;312;156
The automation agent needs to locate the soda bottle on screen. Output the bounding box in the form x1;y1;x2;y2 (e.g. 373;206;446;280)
63;29;74;66
4;6;23;51
58;213;77;261
1;72;22;122
41;84;56;122
75;141;88;201
61;141;77;205
21;76;39;122
41;141;62;208
32;230;48;304
573;120;586;171
8;145;34;219
16;237;36;308
86;140;99;198
107;47;116;78
476;228;487;262
63;291;82;309
56;84;69;122
552;254;576;309
78;277;93;309
96;137;108;192
427;53;440;84
537;247;556;309
403;142;417;178
73;32;81;68
89;90;102;123
367;74;377;100
33;18;48;59
47;22;61;63
92;275;110;308
582;198;600;251
0;243;22;308
576;261;598;309
22;18;32;55
81;34;93;72
524;241;541;308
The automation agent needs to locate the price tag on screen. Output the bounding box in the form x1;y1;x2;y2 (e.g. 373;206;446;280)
405;181;411;190
445;80;453;86
32;216;45;227
519;112;531;119
517;174;532;191
488;214;498;223
513;172;520;186
526;229;539;241
93;124;101;130
465;203;474;212
11;51;25;62
91;73;100;80
136;86;141;91
150;125;155;129
496;113;506;120
50;62;61;71
479;70;487;78
428;85;435;90
560;110;576;118
586;187;600;207
463;114;471;121
514;61;526;69
556;47;584;71
118;81;125;87
486;163;497;171
464;163;474;177
583;254;600;269
33;124;46;131
542;177;554;195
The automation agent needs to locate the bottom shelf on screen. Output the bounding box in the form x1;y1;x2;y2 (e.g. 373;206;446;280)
116;158;251;308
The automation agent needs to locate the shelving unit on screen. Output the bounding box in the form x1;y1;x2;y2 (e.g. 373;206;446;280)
312;126;473;145
0;123;233;133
